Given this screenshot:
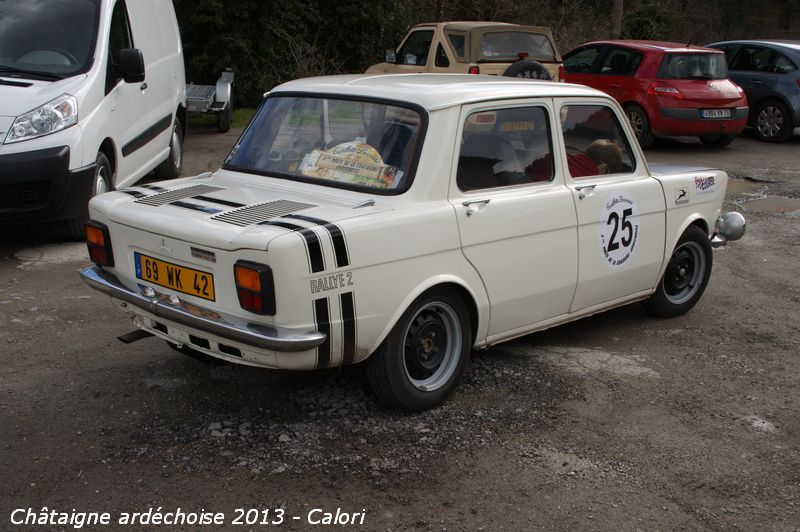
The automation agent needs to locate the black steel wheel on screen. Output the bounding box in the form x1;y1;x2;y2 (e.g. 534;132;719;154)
643;225;713;317
366;289;471;411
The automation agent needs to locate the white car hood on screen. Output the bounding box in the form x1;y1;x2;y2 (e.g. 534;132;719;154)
91;171;389;251
0;75;86;117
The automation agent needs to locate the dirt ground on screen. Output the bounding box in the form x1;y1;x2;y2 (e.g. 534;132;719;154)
1;124;798;531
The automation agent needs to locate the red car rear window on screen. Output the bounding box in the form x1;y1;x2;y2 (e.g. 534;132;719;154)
657;53;728;80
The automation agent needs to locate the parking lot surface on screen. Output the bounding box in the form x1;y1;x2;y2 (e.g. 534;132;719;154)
1;127;798;530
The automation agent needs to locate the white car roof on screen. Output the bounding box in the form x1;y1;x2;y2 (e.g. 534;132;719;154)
271;74;610;111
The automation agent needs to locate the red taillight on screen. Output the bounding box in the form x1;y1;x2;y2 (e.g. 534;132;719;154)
558;66;565;82
517;51;529;60
467;65;480;75
234;260;275;315
647;81;684;99
85;221;114;267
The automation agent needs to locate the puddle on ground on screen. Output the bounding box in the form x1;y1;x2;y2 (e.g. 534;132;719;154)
727;179;762;193
745;197;800;214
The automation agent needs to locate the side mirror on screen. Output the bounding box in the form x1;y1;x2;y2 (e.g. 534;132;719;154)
385;49;397;64
118;48;145;83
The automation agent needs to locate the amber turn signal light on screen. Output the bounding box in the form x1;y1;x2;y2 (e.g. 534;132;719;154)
85;221;114;267
233;260;275;315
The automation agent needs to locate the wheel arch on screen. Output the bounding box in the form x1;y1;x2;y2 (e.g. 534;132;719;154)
753;95;797;123
363;276;486;361
176;104;187;140
657;214;711;281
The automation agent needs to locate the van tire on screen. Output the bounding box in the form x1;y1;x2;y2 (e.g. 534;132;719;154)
154;120;183;179
65;152;112;240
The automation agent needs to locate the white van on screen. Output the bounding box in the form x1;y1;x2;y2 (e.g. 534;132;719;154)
0;0;186;238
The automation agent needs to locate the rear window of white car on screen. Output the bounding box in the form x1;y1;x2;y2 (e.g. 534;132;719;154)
479;31;556;61
224;95;426;194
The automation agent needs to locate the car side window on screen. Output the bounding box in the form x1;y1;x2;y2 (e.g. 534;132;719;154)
559;105;635;178
396;30;433;66
730;46;771;72
770;52;797;74
446;32;466;60
599;47;642;76
457;106;553;191
563;46;603;73
435;43;450;68
106;0;133;94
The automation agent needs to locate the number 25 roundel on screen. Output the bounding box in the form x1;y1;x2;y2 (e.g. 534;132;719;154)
599;191;640;270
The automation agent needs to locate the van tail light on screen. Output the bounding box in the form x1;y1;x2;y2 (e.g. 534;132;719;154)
467;65;480;75
234;260;276;315
85;221;114;267
558;66;565;82
647;81;684;99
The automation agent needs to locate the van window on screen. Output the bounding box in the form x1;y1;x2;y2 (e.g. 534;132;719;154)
0;0;100;79
106;0;133;93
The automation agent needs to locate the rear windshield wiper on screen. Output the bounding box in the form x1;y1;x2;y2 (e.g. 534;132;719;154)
0;65;65;81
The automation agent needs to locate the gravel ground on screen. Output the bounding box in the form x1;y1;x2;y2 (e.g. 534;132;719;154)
1;125;798;530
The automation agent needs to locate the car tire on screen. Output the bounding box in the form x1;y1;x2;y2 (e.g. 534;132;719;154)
64;152;112;240
503;60;552;80
643;225;713;318
624;104;655;149
365;289;471;412
754;100;794;142
699;134;735;148
154;119;183;179
217;99;232;133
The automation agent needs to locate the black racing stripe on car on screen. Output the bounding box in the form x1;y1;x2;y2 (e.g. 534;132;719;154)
139;184;168;192
169;200;222;214
258;221;323;273
301;228;325;273
284;214;350;268
119;189;146;198
313;297;331;369
191;195;246;208
340;291;356;366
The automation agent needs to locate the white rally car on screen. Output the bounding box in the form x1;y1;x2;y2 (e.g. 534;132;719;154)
80;74;745;411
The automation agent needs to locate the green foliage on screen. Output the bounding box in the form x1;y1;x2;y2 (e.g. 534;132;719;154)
621;0;682;41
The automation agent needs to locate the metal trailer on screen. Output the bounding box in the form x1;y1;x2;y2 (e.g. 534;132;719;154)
187;71;234;132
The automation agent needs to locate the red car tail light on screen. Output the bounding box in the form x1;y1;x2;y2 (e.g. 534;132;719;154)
558;66;565;82
234;260;276;315
467;65;480;75
85;221;114;267
647;81;684;99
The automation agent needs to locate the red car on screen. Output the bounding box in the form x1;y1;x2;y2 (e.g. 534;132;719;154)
561;40;748;148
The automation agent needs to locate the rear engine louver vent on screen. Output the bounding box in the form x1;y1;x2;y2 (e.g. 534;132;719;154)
210;200;316;226
135;184;225;206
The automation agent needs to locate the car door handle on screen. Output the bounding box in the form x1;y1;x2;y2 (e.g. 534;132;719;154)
462;199;490;216
140;82;148;90
574;184;597;199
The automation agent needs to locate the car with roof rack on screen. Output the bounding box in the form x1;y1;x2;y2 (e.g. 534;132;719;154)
80;74;745;411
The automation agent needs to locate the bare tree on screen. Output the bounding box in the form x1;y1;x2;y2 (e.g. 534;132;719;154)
611;0;624;39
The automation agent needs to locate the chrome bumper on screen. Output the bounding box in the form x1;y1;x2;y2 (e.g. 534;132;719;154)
711;211;746;248
79;266;326;352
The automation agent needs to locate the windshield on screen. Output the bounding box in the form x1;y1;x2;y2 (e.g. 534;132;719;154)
224;95;425;194
658;53;728;80
479;31;556;61
0;0;100;79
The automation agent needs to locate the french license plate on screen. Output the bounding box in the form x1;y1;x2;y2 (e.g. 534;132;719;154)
134;252;215;301
701;108;732;119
